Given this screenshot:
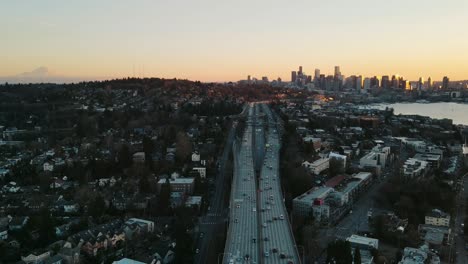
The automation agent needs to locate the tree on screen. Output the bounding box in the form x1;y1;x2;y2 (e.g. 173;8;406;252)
143;136;155;169
158;178;171;216
37;208;56;244
326;240;352;264
139;175;150;193
175;132;192;162
88;195;106;218
117;144;132;169
328;157;344;177
354;247;362;264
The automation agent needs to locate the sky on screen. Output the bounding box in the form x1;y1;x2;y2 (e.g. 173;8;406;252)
1;0;468;83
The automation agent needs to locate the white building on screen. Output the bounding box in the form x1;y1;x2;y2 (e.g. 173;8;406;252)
132;152;146;163
302;158;329;175
43;162;54;172
125;218;155;233
359;146;391;169
425;209;450;227
192;167;206;178
191;152;201;162
403;158;429;179
346;234;378;250
399;245;440;264
0;228;7;240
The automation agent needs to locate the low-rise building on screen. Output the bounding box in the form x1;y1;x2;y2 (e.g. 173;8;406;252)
157;174;195;195
403;158;429;179
359;145;391;170
425;209;450;227
125;218;154;233
21;250;51;264
132;152;146;163
0;227;7;240
346;234;378;250
302;158;329;175
399;245;440;264
293;187;333;221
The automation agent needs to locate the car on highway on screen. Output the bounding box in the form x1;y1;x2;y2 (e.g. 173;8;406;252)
264;251;270;257
195;248;199;254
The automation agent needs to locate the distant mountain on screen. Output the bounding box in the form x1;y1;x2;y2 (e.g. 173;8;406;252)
0;67;102;84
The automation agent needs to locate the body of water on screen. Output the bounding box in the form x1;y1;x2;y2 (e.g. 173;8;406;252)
363;102;468;125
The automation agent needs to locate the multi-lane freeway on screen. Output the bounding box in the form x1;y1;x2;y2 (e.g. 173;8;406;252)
223;103;300;264
223;104;260;263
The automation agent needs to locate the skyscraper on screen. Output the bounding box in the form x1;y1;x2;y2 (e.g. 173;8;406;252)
442;76;449;89
381;76;390;89
298;66;303;76
334;66;341;78
356;75;362;90
427;77;432;89
314;69;320;79
291;71;297;83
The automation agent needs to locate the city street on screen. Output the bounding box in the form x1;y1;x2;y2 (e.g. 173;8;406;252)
453;173;468;264
194;120;238;264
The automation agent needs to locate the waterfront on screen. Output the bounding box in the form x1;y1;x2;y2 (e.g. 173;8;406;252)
364;102;468;125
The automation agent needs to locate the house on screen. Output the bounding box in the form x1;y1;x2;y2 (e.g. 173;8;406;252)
58;242;81;264
21;250;51;264
68;219;124;256
63;202;79;213
43;162;54;172
9;216;29;230
425;209;450;227
191;152;201;162
192;167;206;178
132;152;146;163
0;227;8;240
125;218;154;233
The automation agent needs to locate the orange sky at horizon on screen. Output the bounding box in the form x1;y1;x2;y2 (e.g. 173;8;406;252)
1;0;468;83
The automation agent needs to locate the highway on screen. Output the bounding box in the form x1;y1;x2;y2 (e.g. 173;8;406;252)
259;104;301;264
223;103;300;264
224;104;260;264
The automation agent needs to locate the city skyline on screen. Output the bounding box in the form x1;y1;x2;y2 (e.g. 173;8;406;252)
1;0;468;83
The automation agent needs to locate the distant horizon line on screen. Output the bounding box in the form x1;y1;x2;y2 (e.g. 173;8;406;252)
2;75;468;85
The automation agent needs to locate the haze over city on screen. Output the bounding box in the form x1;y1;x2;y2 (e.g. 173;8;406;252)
1;0;468;83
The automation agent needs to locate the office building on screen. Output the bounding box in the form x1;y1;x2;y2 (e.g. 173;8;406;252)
370;76;380;88
291;71;297;82
442;76;449;89
314;69;320;79
334;66;341;78
381;75;390;89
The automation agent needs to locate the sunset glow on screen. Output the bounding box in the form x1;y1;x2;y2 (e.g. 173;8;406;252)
1;0;468;82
